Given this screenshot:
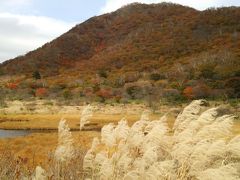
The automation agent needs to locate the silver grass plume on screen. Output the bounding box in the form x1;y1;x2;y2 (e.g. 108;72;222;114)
83;137;100;171
55;118;75;162
173;99;208;135
80;104;93;130
32;166;47;180
197;164;240;180
101;123;116;147
83;100;240;179
140;109;150;121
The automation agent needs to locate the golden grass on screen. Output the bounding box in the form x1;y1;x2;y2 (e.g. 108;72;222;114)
0;110;239;170
0;131;100;170
0;113;144;130
0;112;164;169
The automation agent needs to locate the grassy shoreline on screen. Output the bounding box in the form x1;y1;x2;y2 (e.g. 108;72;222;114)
0;113;145;130
0;101;239;170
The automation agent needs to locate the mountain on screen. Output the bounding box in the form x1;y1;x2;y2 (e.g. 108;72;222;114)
0;3;240;102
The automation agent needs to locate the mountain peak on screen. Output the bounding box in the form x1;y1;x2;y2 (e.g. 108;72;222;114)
0;4;239;78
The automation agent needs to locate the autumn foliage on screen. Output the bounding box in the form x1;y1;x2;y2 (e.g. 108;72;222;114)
96;88;113;101
0;3;239;77
5;82;18;90
0;3;239;102
35;88;48;97
183;86;194;99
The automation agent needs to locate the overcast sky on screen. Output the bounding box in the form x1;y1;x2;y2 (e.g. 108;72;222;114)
0;0;240;63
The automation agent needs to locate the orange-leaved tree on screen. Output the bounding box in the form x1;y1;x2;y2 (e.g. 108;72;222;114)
183;86;194;99
35;88;48;97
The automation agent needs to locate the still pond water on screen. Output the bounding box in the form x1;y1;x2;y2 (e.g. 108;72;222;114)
0;129;31;138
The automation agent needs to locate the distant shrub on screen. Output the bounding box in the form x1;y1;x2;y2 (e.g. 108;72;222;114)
63;89;72;99
234;70;240;77
185;80;198;87
125;81;153;99
79;90;85;97
5;82;18;90
14;88;33;100
124;72;140;83
162;88;179;96
83;87;94;99
199;66;216;79
29;81;44;89
209;89;227;99
183;86;194;99
112;88;123;97
113;77;125;88
228;98;239;108
125;85;142;99
149;73;165;81
92;84;100;93
183;83;211;99
169;81;180;89
96;88;113;102
192;83;211;99
208;80;225;89
155;80;168;88
55;83;67;90
32;71;41;80
0;96;7;107
162;88;181;101
35;88;48;97
0;69;5;76
224;77;240;98
49;84;63;95
98;69;108;78
113;60;124;69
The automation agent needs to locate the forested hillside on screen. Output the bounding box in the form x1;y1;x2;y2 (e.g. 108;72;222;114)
0;3;239;103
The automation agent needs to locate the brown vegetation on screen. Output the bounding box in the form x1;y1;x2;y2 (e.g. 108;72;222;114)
0;3;239;103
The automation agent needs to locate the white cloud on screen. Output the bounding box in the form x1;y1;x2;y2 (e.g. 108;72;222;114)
0;13;75;63
100;0;238;13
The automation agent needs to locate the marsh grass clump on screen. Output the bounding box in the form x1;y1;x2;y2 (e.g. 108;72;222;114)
29;148;86;180
0;150;31;179
40;118;86;179
83;100;240;179
45;148;86;179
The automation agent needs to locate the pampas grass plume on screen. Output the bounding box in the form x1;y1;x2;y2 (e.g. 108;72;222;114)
80;105;93;130
55;118;75;162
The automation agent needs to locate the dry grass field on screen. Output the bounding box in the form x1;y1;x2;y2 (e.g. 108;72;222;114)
0;113;142;130
0;101;239;175
0;112;162;170
0;131;98;170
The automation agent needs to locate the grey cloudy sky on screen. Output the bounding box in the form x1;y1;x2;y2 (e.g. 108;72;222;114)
0;0;240;63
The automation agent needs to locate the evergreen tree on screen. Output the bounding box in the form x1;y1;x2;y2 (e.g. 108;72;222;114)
32;71;41;80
